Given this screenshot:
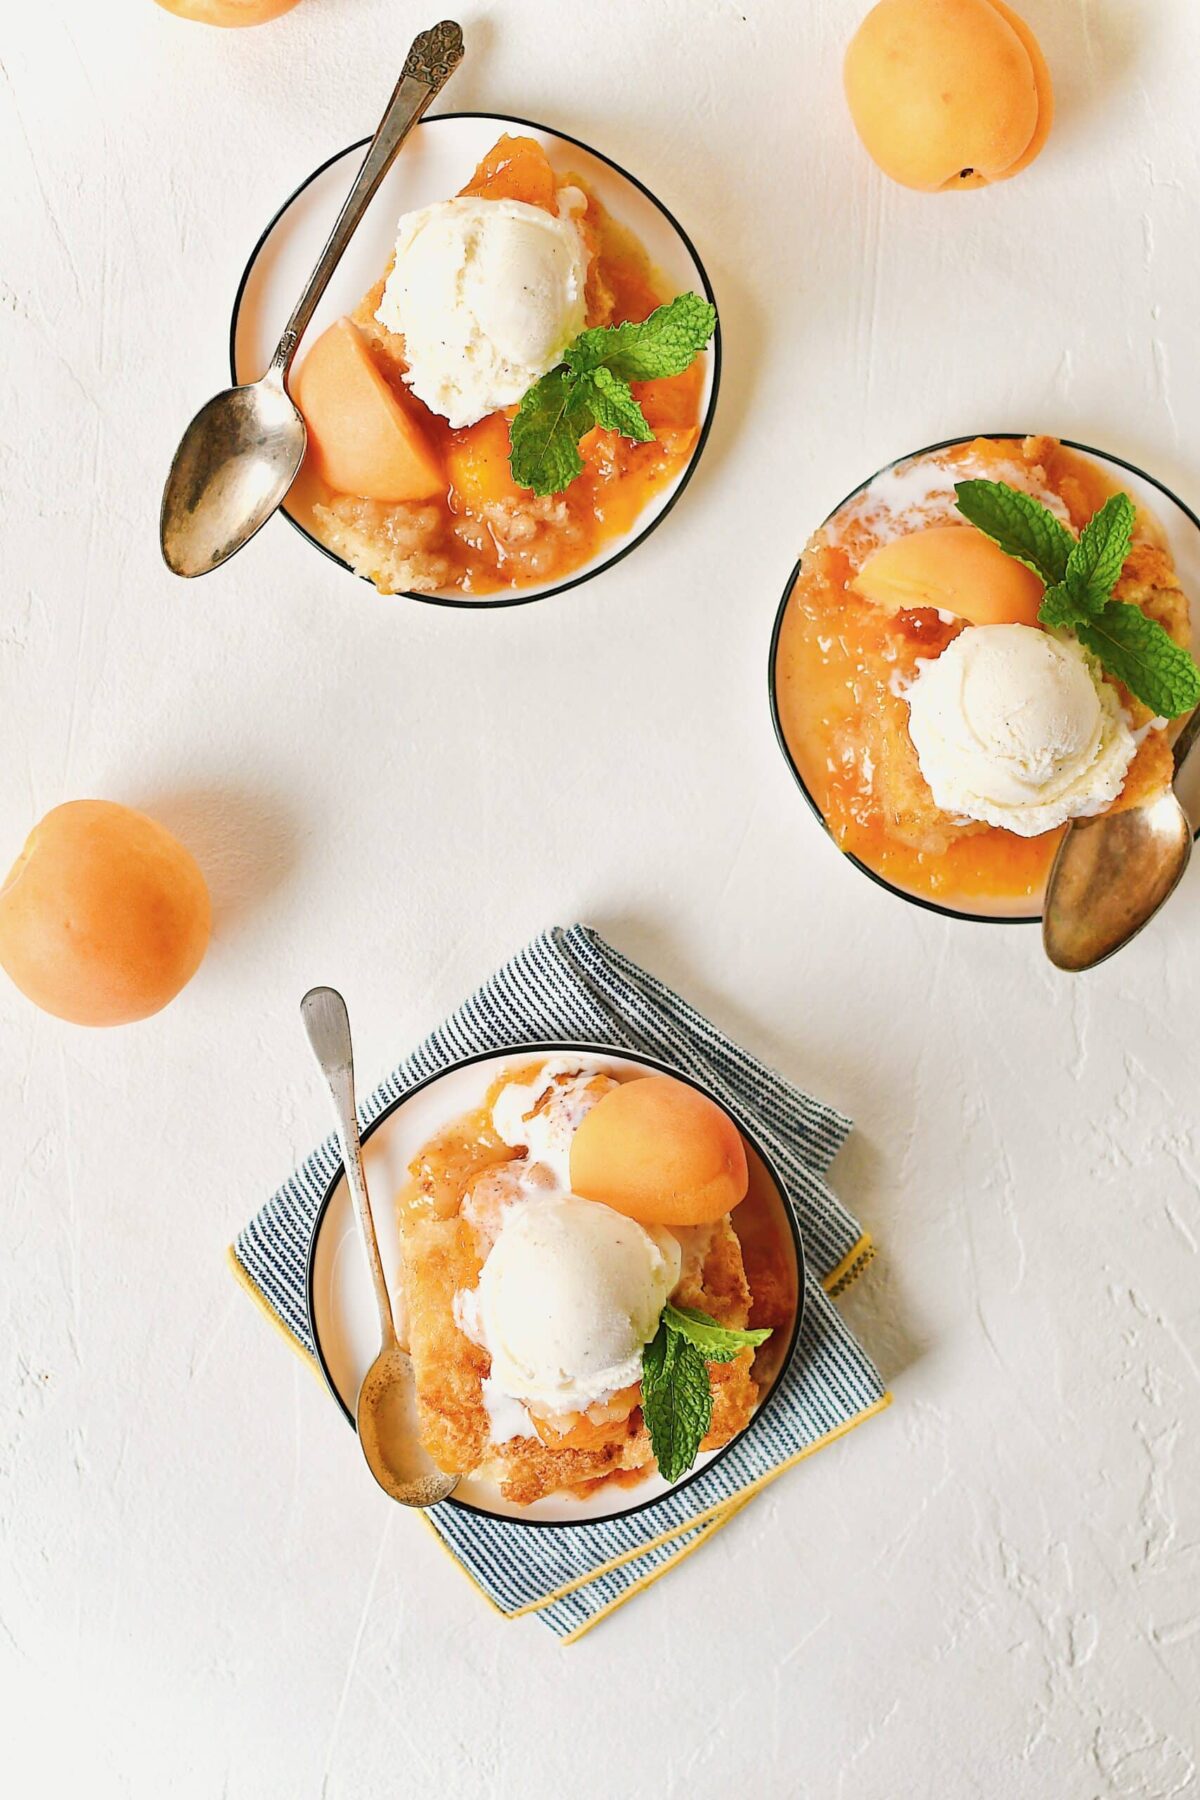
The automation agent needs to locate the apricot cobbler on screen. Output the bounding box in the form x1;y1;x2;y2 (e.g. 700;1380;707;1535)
288;135;713;599
395;1058;795;1505
773;435;1198;911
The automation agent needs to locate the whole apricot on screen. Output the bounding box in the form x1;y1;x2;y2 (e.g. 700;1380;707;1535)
569;1075;749;1228
153;0;303;26
844;0;1053;191
0;801;211;1026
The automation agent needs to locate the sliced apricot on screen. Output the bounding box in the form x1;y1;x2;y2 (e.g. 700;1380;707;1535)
569;1075;749;1228
0;801;211;1027
291;317;443;503
844;0;1053;192
446;413;527;511
529;1385;640;1450
852;524;1045;625
636;364;705;430
460;135;559;214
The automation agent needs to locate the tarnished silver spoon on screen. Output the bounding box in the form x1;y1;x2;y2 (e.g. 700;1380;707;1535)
301;986;459;1508
160;20;463;579
1043;707;1200;971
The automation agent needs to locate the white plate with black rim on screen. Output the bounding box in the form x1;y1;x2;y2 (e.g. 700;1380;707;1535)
768;434;1200;925
306;1043;804;1527
231;112;720;610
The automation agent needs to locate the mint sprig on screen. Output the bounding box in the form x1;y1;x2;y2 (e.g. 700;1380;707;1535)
1074;604;1200;721
640;1304;771;1484
953;479;1200;718
954;479;1075;585
509;293;716;497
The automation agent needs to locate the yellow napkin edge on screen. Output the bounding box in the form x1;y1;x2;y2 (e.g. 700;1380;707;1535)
227;1230;885;1642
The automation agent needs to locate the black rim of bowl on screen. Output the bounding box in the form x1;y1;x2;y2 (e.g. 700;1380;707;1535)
228;110;722;612
305;1039;807;1529
767;432;1200;927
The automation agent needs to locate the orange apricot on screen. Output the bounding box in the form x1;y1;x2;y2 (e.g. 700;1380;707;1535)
852;524;1045;625
569;1075;749;1228
459;135;559;213
153;0;303;24
0;801;211;1027
291;318;444;504
844;0;1053;192
446;414;527;512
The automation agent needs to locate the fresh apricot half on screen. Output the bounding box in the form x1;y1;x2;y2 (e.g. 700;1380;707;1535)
852;524;1045;625
153;0;303;24
0;801;211;1026
844;0;1053;192
569;1075;749;1228
291;318;444;504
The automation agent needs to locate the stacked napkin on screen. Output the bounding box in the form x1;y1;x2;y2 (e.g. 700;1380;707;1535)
231;925;889;1641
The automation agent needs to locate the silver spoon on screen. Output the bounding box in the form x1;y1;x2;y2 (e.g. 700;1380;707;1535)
1043;707;1200;971
160;20;463;579
301;986;459;1508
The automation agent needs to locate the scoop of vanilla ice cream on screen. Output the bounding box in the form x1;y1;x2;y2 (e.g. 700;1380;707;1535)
374;194;589;429
905;624;1136;837
474;1194;681;1416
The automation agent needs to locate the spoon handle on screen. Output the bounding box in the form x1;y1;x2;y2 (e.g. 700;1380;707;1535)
267;20;464;382
300;987;397;1351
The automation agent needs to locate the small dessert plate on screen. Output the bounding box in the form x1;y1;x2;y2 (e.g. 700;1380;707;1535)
231;111;719;609
768;436;1200;924
307;1043;804;1527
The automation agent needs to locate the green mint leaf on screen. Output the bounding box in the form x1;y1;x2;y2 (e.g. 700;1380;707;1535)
663;1303;772;1364
1073;602;1200;718
1037;581;1083;631
1064;492;1135;615
564;292;717;382
954;480;1075;586
509;292;715;495
642;1317;675;1389
508;367;595;497
641;1322;713;1483
585;366;655;443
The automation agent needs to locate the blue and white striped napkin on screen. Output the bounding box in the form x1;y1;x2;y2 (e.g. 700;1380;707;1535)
231;925;890;1641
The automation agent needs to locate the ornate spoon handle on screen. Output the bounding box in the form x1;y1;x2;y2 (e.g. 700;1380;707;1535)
267;20;464;382
300;987;397;1351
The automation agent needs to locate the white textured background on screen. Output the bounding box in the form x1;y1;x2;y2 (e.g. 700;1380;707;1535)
3;1;1199;1794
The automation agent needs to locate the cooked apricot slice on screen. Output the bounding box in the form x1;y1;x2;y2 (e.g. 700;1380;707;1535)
844;0;1053;191
637;364;705;430
530;1385;640;1450
153;0;302;23
0;801;211;1026
291;317;443;503
852;524;1045;625
569;1075;749;1228
446;414;528;511
460;135;559;213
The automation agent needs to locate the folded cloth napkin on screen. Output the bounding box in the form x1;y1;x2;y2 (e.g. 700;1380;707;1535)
230;925;890;1642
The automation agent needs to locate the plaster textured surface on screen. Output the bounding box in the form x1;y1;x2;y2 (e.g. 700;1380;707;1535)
2;2;1198;1794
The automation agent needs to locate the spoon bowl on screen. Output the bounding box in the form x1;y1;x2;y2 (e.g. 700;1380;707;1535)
357;1345;459;1508
160;376;305;578
1042;788;1194;971
1044;702;1200;970
159;20;463;579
